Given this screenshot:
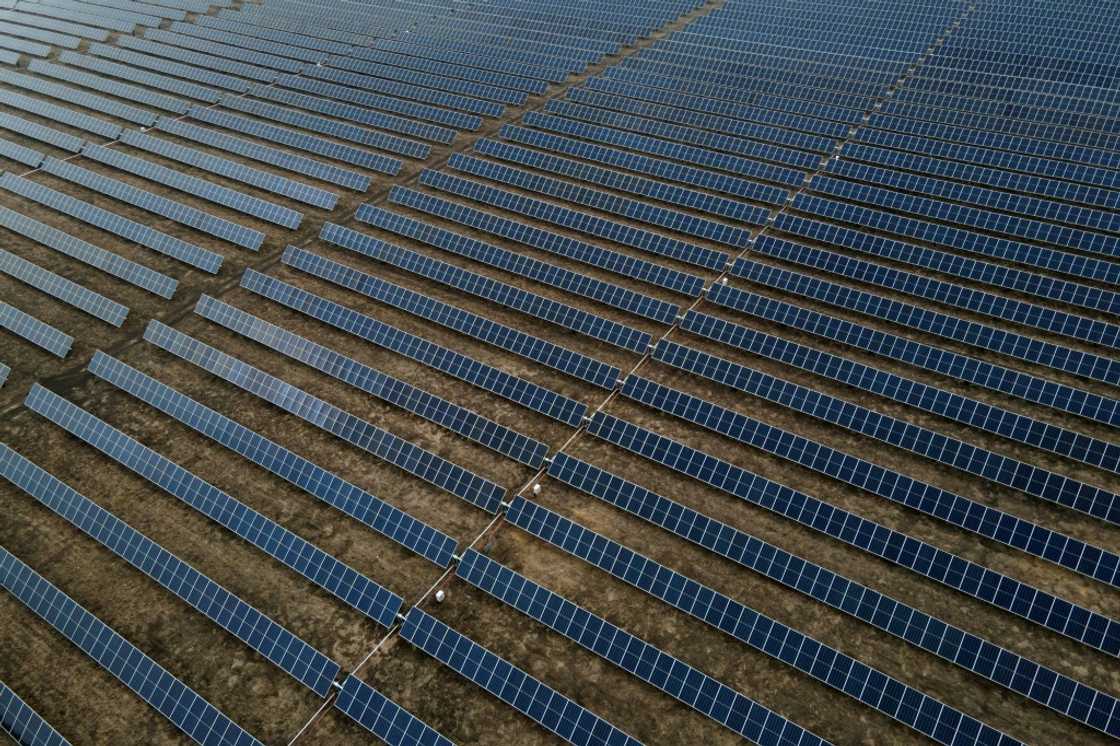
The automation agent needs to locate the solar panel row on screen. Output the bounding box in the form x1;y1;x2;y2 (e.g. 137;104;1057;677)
0;247;128;327
501;502;1030;745
193;294;550;468
238;269;589;427
399;607;644;746
773;213;1120;318
476;136;776;226
0;111;83;153
58;49;224;104
418;168;730;271
282;246;623;390
545;454;1120;737
586;411;1120;650
154;118;370;192
753;233;1120;348
0;680;72;746
119;129;337;211
333;676;454;746
728;256;1120;384
0;444;342;698
388;185;705;298
321;221;653;354
704;283;1120;429
24;382;405;627
449;152;757;248
144;319;509;515
459;548;831;746
357;202;680;324
40;156;265;251
87;349;459;568
0;547;263;746
0;301;73;358
82;141;303;229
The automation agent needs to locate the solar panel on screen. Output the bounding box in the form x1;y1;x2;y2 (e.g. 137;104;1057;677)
143;320;508;515
81;142;303;229
629;365;1120;567
501;124;790;205
91;0;185;21
675;309;1118;471
0;547;264;746
0;444;341;698
755;234;1119;350
0;47;17;64
839;141;1119;212
0;302;72;358
303;65;504;119
388;186;703;298
283;246;622;389
119;129;337;210
58;50;224;104
418;169;729;270
0;33;47;55
458;549;831;746
793;193;1120;286
0;681;71;746
34;0;158;27
333;49;546;95
222;93;426;162
813;170;1120;258
273;76;459;144
194;14;352;55
0;248;128;327
0;9;111;40
586;411;1120;651
28;58;188;115
142;28;303;72
729;256;1120;383
545;453;1120;738
239;269;588;426
187;105;401;176
0;362;8;388
14;0;135;32
499;503;1029;745
24;383;404;627
477;135;776;227
357;203;679;324
0;136;42;168
357;40;567;83
87;41;250;93
40;157;265;252
0;68;156;126
333;676;454;746
168;21;325;63
0;110;78;153
399;608;643;746
113;34;276;82
154;118;369;192
193;294;550;468
705;281;1120;428
851;127;1119;193
327;54;530;104
0;88;121;140
320;221;652;354
87;350;458;568
449;152;756;247
243;85;434;159
535;103;824;178
0;173;223;274
773;213;1120;318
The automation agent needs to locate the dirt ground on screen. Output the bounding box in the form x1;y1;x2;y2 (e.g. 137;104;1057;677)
2;2;1119;745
